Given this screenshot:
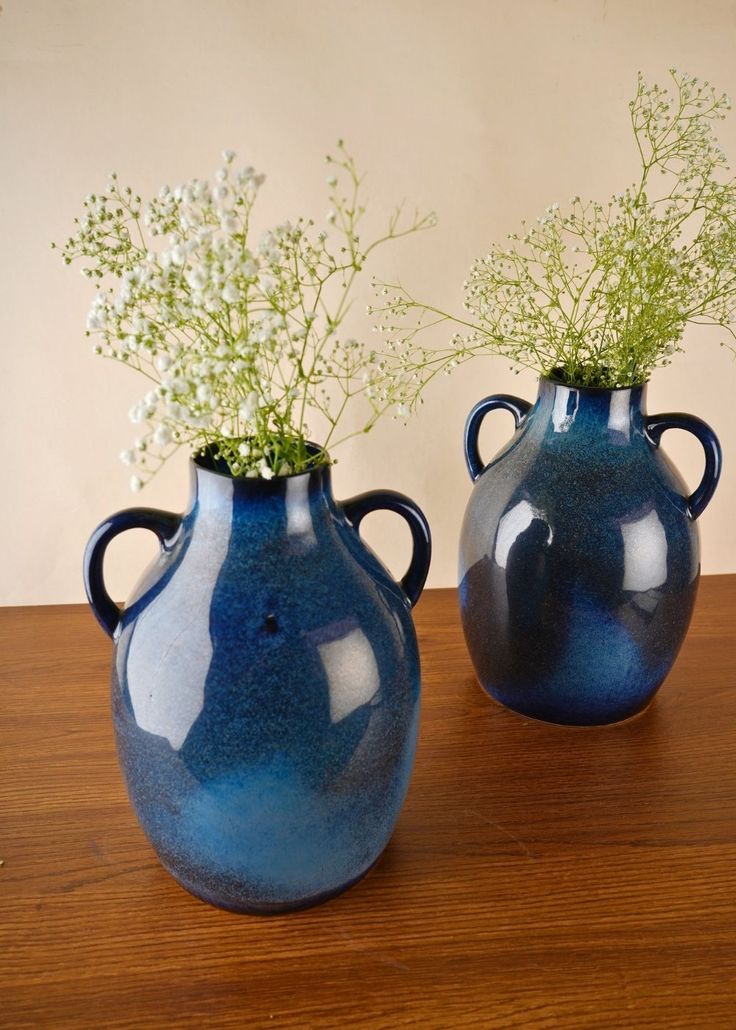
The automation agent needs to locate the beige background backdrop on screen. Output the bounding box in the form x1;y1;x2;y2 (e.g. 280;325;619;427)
2;0;734;605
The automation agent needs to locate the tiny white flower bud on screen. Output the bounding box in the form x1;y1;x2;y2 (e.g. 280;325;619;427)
238;390;259;422
186;267;208;291
154;425;173;446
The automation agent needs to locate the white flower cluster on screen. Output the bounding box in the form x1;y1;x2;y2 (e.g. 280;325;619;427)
57;144;435;486
370;69;736;396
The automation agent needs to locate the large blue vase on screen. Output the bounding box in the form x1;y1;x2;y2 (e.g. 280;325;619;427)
460;375;722;726
83;450;431;912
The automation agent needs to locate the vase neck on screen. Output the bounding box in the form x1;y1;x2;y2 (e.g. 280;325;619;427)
187;457;336;525
532;377;647;440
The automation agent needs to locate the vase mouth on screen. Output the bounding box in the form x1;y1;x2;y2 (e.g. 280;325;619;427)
543;369;649;393
192;441;331;483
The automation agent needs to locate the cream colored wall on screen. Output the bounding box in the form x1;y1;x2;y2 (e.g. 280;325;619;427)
2;0;735;605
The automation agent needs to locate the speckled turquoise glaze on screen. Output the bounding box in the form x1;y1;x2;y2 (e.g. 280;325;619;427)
460;375;722;726
83;451;431;912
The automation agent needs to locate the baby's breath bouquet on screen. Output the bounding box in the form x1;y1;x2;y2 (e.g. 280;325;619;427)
370;69;736;404
57;143;434;489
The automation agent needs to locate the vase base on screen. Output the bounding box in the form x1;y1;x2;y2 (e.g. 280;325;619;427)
479;681;658;728
162;852;384;915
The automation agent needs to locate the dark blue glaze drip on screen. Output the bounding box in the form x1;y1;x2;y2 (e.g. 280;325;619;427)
459;376;722;726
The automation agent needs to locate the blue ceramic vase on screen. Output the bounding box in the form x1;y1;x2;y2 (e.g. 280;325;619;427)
460;375;722;726
83;449;431;912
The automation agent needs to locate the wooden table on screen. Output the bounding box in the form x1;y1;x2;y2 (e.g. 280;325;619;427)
2;579;735;1029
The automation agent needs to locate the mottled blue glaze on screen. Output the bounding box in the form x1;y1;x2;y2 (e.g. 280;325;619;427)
83;452;431;912
460;376;722;726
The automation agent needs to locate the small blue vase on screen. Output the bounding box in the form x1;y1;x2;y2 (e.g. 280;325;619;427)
460;375;722;726
83;449;431;912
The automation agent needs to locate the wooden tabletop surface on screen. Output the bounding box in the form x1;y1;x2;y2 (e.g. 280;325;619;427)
2;578;735;1029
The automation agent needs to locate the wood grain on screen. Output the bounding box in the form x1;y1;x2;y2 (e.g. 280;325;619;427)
1;579;735;1029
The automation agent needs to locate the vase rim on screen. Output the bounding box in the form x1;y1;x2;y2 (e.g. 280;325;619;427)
192;441;332;484
542;370;649;394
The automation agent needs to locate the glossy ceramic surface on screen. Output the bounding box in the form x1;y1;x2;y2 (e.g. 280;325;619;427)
83;453;431;912
460;376;722;726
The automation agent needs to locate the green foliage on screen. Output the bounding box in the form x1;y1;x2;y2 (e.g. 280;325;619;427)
370;69;736;401
56;145;434;487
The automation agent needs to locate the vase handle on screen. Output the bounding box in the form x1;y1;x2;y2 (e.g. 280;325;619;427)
645;413;722;521
464;394;532;482
342;491;431;608
83;507;183;638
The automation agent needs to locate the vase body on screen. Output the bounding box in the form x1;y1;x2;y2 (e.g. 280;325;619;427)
459;376;721;726
84;455;430;912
